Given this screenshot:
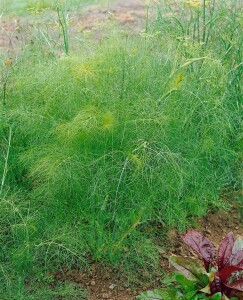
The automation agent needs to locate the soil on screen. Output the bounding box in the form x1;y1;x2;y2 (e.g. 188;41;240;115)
0;16;21;52
75;0;145;32
52;207;242;300
0;0;146;53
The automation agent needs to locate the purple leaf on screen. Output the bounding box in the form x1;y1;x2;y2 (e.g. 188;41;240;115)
182;229;215;272
219;266;243;283
230;250;243;267
232;237;243;253
218;232;235;270
225;279;243;292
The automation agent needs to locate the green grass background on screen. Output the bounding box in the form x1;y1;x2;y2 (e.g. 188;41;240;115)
0;0;106;14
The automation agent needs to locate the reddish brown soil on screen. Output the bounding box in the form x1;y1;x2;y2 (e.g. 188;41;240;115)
53;208;242;300
54;266;138;300
0;16;21;51
74;0;145;32
0;0;145;53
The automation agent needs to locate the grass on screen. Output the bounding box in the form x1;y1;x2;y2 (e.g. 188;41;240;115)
0;0;242;298
0;0;108;15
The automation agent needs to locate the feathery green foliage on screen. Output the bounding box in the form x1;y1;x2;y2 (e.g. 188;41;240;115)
0;0;242;297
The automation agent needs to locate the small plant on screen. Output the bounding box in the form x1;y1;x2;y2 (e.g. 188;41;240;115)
137;230;243;299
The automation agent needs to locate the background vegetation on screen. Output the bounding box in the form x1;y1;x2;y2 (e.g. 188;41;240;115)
0;0;103;14
0;0;242;298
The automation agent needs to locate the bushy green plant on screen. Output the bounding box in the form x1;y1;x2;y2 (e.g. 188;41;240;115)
0;0;242;296
2;32;240;279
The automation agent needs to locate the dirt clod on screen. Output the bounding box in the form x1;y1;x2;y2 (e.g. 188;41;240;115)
90;280;96;286
102;293;110;299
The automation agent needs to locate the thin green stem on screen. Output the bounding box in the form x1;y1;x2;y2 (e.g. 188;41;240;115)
57;5;69;55
202;0;206;44
3;80;7;105
0;127;12;196
205;0;216;47
146;6;149;33
197;12;200;43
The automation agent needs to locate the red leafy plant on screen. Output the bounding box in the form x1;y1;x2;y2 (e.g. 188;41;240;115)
172;230;243;298
137;230;242;300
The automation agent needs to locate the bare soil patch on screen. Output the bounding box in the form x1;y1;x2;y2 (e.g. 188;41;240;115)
75;0;145;32
0;16;21;52
0;0;145;53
